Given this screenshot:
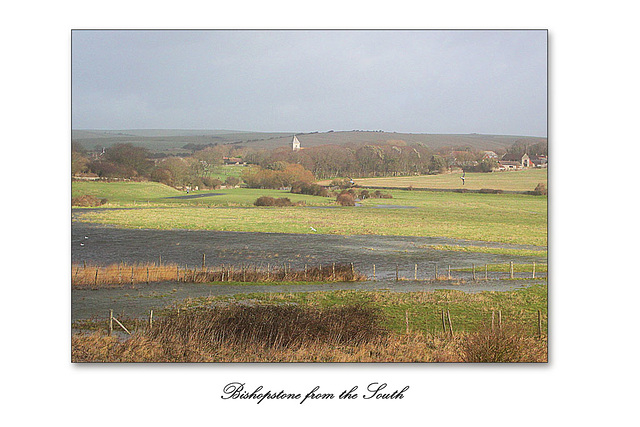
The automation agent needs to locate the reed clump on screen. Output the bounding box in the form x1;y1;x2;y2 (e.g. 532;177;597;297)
71;262;366;288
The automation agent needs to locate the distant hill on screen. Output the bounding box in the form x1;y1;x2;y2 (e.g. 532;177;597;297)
72;129;546;153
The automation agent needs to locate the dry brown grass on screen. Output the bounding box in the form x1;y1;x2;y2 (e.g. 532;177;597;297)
71;262;366;288
71;304;547;363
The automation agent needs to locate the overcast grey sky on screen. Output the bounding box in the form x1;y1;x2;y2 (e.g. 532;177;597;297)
72;30;547;136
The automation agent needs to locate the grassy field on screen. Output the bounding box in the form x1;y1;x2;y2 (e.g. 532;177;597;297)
72;181;336;208
73;181;547;246
344;168;547;192
174;284;548;336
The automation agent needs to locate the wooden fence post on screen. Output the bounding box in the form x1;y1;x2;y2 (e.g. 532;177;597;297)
395;264;399;281
510;261;514;279
485;264;488;281
447;310;454;336
94;268;99;286
472;264;476;281
448;265;451;280
498;310;503;330
373;264;376;281
108;309;113;336
441;310;446;334
435;264;438;280
533;262;536;279
146;266;149;284
131;267;134;286
351;262;355;280
149;310;153;329
202;253;206;270
414;264;417;280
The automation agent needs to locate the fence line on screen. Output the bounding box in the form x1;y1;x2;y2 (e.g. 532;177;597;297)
72;258;546;287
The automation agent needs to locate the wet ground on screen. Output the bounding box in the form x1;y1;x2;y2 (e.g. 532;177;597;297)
72;279;546;321
71;216;547;320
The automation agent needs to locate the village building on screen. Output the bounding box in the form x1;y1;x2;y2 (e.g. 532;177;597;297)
292;135;301;151
499;153;531;170
222;156;245;165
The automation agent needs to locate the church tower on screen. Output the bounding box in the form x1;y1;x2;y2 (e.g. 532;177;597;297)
292;135;301;151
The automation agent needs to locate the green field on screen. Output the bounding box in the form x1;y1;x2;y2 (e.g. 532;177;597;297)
171;284;548;336
350;168;547;192
73;180;547;246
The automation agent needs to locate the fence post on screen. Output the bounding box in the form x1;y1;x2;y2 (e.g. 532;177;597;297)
351;263;355;280
510;261;514;279
332;263;336;280
533;262;536;279
202;253;206;270
448;265;451;279
441;310;446;334
149;310;153;329
447;310;454;336
373;264;376;281
146;266;149;284
491;310;495;331
434;264;438;280
94;268;99;286
498;310;503;330
396;264;399;281
414;264;417;280
131;267;134;286
472;264;476;281
485;264;488;280
108;309;113;336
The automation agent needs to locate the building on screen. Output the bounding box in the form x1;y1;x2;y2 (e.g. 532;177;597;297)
292;135;301;151
499;153;531;169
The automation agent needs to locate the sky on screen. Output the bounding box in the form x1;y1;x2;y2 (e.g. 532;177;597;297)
72;30;547;137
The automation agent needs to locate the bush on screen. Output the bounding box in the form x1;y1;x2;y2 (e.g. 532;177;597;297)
459;323;547;363
201;177;223;189
72;195;108;207
533;183;547;195
291;181;330;197
254;196;296;207
337;193;356;206
224;176;241;187
372;190;393;199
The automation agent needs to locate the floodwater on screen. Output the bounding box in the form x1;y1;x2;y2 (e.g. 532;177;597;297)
72;279;546;321
71;214;547;320
72;221;546;281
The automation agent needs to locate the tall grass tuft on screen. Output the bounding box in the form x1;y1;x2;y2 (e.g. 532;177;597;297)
458;322;547;362
71;262;366;288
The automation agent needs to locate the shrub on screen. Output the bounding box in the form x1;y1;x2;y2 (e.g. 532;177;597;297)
459;323;547;363
224;176;241;187
337;193;356;206
71;195;108;207
201;177;223;189
533;183;547;195
291;181;330;197
254;196;296;207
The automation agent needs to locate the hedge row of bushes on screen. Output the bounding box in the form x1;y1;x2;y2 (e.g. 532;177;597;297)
254;196;304;207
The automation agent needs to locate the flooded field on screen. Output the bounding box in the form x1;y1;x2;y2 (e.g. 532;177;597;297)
72;221;546;280
71;218;547;320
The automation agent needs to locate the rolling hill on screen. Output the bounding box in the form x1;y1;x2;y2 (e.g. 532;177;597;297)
72;129;546;153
